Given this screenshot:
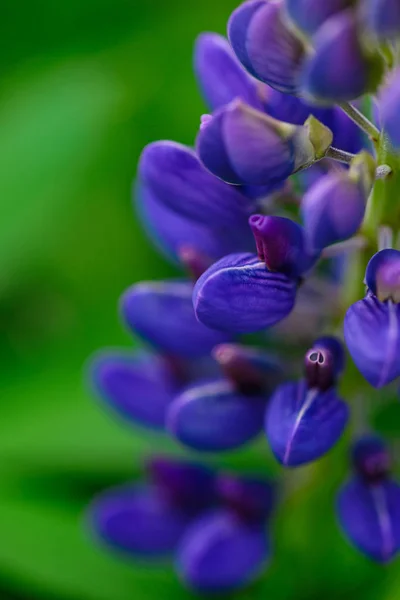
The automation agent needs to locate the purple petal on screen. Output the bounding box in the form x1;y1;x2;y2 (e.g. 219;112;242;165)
197;101;295;186
139;141;254;226
337;478;400;562
89;484;190;557
365;249;400;300
285;0;353;35
265;380;348;467
197;108;241;184
364;0;400;40
136;181;255;262
228;1;266;78
193;253;298;333
194;32;263;111
121;280;231;357
249;214;316;277
176;509;269;592
245;1;305;93
223;102;295;185
147;457;216;509
344;295;400;388
302;172;367;252
217;473;275;522
301;10;377;103
167;379;266;452
380;68;400;148
90;351;177;429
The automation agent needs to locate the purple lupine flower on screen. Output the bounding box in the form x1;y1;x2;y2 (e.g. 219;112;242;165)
136;181;255;262
90;351;179;429
380;68;400;149
176;473;274;591
167;341;281;452
228;0;305;94
301;10;384;103
345;250;400;388
90;484;192;557
176;510;269;592
139;141;255;227
193;252;298;333
121;280;231;357
302;152;375;252
194;32;264;111
89;458;217;557
265;338;348;466
197;100;333;186
337;436;400;562
284;0;354;36
363;0;400;40
167;378;267;452
193;216;316;333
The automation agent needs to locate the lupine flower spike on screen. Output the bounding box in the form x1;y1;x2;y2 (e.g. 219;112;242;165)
88;0;400;589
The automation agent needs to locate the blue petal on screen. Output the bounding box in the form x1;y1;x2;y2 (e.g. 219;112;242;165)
176;509;269;592
285;0;353;35
365;249;400;297
197;102;295;186
265;380;348;467
89;484;190;557
90;351;177;429
364;0;400;40
197;108;241;184
337;478;400;562
245;1;304;94
223;102;295;185
301;11;371;103
302;172;367;252
344;295;400;388
136;181;255;262
193;253;298;333
194;32;263;111
139;141;254;227
380;68;400;148
250;214;318;277
121;280;231;357
228;1;266;78
167;379;266;452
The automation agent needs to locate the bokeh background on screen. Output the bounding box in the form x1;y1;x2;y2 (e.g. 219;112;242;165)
1;0;400;598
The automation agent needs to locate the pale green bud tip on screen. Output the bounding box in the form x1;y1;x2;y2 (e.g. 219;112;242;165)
349;151;376;194
304;115;334;159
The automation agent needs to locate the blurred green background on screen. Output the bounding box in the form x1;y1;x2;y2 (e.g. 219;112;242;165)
1;0;399;598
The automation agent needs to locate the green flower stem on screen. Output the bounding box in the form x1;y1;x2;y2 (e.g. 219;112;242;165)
339;102;380;142
325;146;355;164
362;133;400;244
